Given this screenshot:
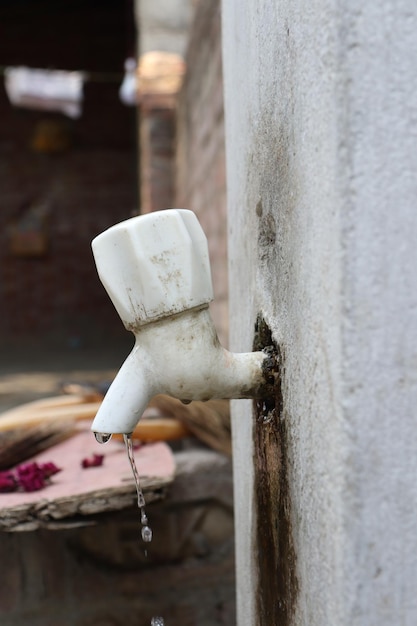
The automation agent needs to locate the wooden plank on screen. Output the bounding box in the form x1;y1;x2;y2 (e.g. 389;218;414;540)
0;400;102;431
0;420;76;470
0;393;94;412
0;397;190;441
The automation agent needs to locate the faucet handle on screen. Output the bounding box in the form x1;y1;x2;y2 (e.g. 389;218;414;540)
92;209;214;330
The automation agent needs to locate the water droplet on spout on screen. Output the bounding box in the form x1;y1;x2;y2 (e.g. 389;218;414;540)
94;432;112;444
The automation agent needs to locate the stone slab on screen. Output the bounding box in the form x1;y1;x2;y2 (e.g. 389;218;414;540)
0;421;175;531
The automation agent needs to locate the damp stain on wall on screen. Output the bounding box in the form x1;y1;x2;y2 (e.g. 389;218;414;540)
253;315;298;625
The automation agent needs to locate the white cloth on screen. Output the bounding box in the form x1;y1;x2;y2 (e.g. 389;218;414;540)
4;66;85;118
119;58;137;106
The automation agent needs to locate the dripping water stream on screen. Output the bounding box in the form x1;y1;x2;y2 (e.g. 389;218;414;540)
123;433;153;544
94;432;164;624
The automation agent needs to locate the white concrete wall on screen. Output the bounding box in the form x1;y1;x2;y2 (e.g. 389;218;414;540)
222;1;417;624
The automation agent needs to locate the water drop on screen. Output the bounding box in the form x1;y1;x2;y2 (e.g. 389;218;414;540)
138;491;146;509
124;434;146;508
151;618;164;626
123;433;153;545
94;432;112;444
141;525;153;542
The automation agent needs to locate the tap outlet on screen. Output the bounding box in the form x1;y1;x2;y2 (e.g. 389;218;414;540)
91;209;277;435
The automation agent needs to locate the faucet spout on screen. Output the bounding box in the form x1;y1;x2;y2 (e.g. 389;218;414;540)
91;344;156;436
92;307;275;435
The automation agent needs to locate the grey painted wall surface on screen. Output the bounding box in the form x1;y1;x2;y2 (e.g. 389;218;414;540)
222;1;417;624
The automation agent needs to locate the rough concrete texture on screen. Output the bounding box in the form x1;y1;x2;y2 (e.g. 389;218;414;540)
222;0;417;624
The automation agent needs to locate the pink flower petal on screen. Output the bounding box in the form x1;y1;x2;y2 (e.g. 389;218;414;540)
40;462;61;478
81;453;104;469
0;471;17;493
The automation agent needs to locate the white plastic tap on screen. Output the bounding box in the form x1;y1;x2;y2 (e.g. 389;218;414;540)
91;209;275;436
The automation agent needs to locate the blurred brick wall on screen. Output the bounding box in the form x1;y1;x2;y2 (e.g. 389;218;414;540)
139;105;177;214
0;1;138;349
0;142;137;348
175;0;228;346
